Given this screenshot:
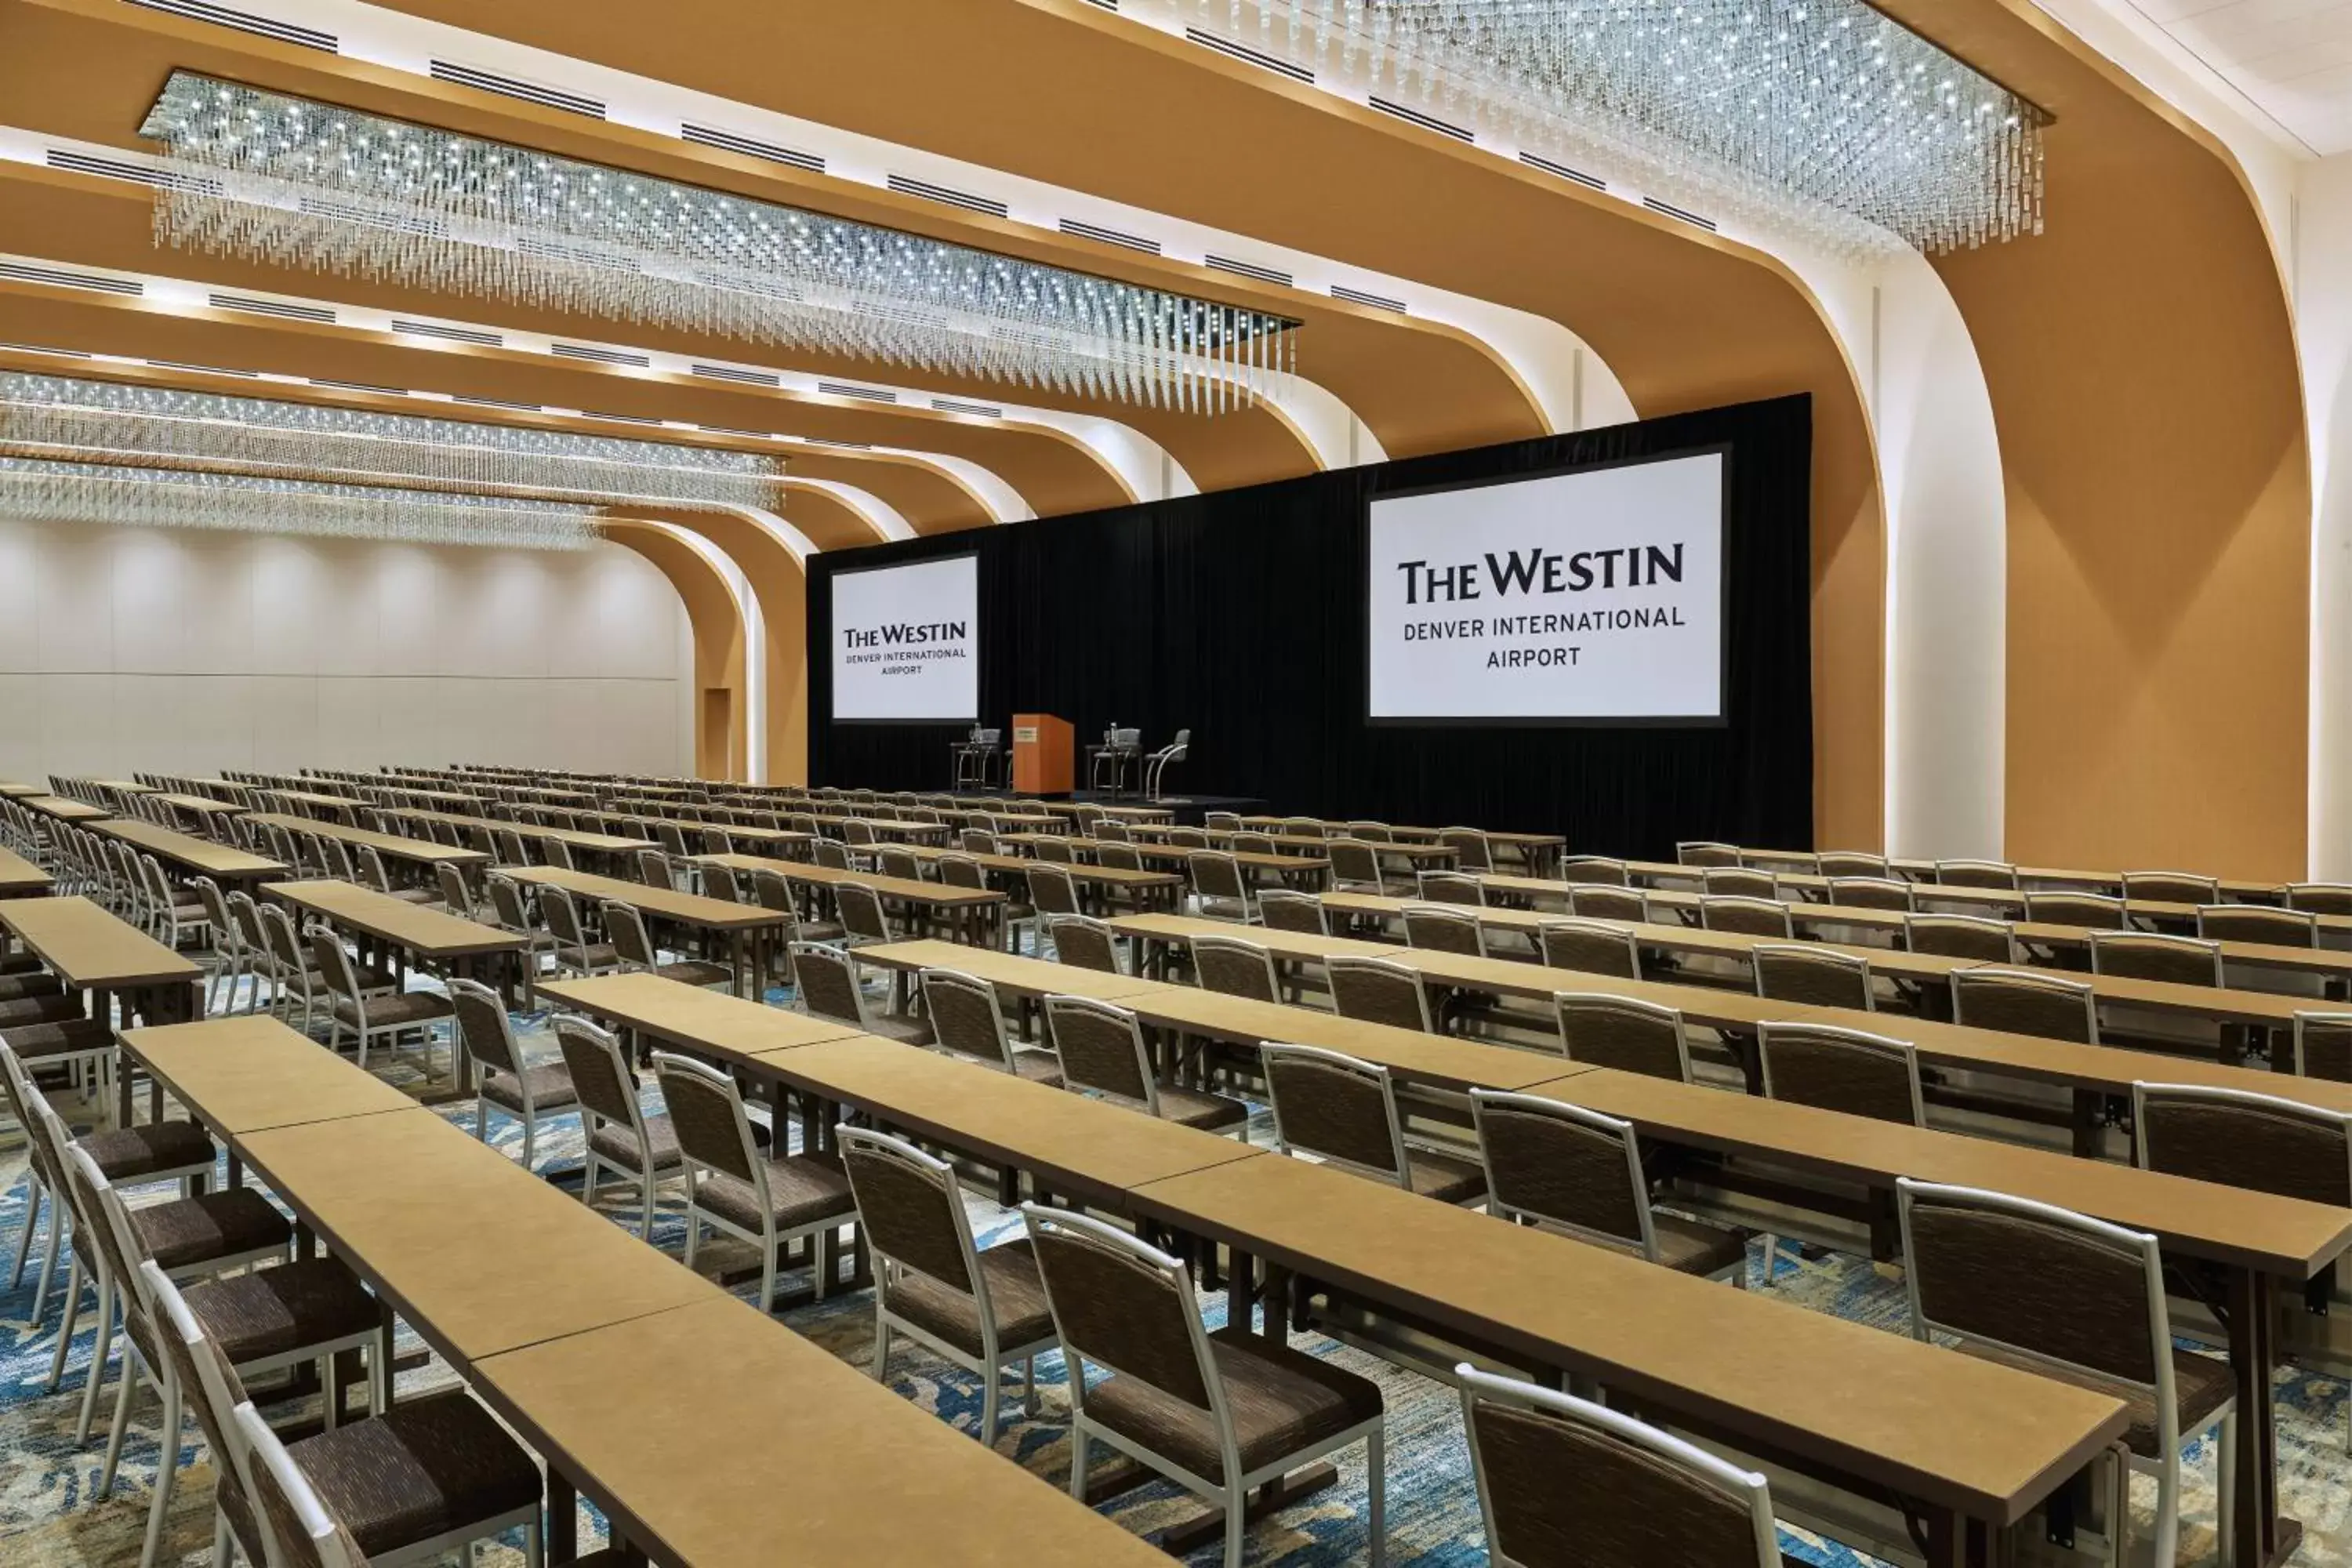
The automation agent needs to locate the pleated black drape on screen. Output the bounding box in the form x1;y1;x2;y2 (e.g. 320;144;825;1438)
807;393;1812;860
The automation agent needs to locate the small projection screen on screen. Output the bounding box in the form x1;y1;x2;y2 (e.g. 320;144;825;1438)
1365;448;1727;725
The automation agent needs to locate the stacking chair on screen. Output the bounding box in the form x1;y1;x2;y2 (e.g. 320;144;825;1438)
190;876;241;1013
1437;827;1492;873
1570;884;1650;924
1556;855;1629;886
702;861;746;906
1279;817;1327;840
257;903;332;1035
2296;1012;2352;1080
1817;851;1892;880
879;844;925;882
1555;993;1693;1082
2024;890;2126;931
604;899;735;989
1188;850;1256;922
1203;811;1242;833
1933;858;2019;890
449;978;577;1174
923;967;1062;1083
142;856;212;949
1537;916;1641;979
654;1051;855;1314
634;846;677;890
1192;932;1281;1004
1257;888;1328;935
554;1014;688;1240
1044;913;1122;975
1025;1204;1386;1568
1699;895;1793;939
1828;876;1912;912
1403;902;1486;958
1701;867;1778;902
2090;932;2223;1054
1469;1091;1744;1282
1026;862;1084;950
1044;994;1246;1132
1096;840;1144;870
790;941;933;1045
1342;819;1392;842
483;872;557;1005
541;836;578;873
1261;1043;1485;1203
310;924;453;1071
357;844;434;906
1906;913;2020;964
1456;1366;1780;1568
541;885;622;978
1751;943;1872;1011
1676;840;1740;868
1327;838;1388;896
1898;1178;2233;1568
1327;954;1436;1033
840;1127;1058;1447
492;826;534;867
835;881;897;947
2123;870;2220;908
1756;1023;1924;1285
433;861;475;919
2288;883;2352;916
1031;834;1077;865
223;890;275;1014
2199;903;2318;949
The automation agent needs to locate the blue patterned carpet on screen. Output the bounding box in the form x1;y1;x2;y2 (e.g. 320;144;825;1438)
2;981;2350;1566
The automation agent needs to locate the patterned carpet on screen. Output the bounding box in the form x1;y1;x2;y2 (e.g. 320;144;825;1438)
2;986;2350;1566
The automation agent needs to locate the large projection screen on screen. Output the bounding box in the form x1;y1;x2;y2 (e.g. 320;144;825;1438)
1367;449;1727;725
831;553;980;724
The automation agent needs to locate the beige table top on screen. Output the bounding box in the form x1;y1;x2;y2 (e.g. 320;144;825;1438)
154;793;248;817
1234;816;1566;851
539;973;866;1064
473;1297;1174;1568
1109;912;1399;963
1124;985;1575;1093
0;895;200;989
120;1014;416;1134
23;794;111;822
804;813;952;842
1532;1068;2352;1279
1017;835;1327;874
958;810;1064;831
0;847;53;897
855;938;1181;1005
239;1109;720;1366
376;786;485;805
262;788;368;813
1127;1153;2124;1523
0;781;42;797
508;866;786;932
383;807;654;856
93;818;287;880
88;778;155;794
267;880;523;960
902;844;1181;888
249;813;489;869
759;1035;1266;1199
699;852;1004;909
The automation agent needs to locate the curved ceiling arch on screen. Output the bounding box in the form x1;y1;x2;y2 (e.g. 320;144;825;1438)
600;519;747;779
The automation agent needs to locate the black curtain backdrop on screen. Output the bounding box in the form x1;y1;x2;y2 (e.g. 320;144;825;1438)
807;394;1813;860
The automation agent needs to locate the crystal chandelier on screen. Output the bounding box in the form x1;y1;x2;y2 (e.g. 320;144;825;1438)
0;458;603;549
0;372;786;512
140;72;1300;413
1140;1;2047;257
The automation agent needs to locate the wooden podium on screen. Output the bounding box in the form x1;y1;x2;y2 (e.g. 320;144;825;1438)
1011;713;1073;794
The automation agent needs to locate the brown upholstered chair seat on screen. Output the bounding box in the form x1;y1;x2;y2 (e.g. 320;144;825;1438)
652;958;735;989
1950;1341;2233;1457
0;1015;111;1059
77;1118;217;1182
0;971;64;1003
589;1111;769;1174
382;887;440;906
1403;1147;1490;1206
884;1237;1054;1356
793;919;849;944
1154;1083;1250;1132
285;1390;543;1558
566;942;624;971
478;1062;579;1115
1577;1214;1748;1278
1087;1327;1385;1483
0;993;85;1026
695;1152;854;1233
186;1257;379;1363
131;1187;292;1271
332;991;454;1029
0;952;43;975
1005;1047;1065;1088
859;1011;935;1047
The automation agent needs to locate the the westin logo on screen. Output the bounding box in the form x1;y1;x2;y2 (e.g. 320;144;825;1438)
844;621;967;649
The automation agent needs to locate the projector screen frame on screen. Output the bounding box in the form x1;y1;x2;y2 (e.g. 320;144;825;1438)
1363;441;1735;731
829;549;983;727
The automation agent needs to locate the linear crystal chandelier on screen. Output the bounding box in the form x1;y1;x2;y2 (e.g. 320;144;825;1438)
0;372;786;513
140;72;1299;412
1144;1;2047;257
0;458;604;549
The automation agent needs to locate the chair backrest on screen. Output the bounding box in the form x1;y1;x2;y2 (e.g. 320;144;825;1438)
1470;1091;1650;1254
2288;882;2352;916
434;861;474;916
257;902;313;988
1416;869;1486;908
2089;931;2221;988
839;1127;980;1300
959;828;995;855
1828;876;1913;912
1031;834;1074;864
1570;884;1650;924
1457;1365;1779;1568
922;967;1016;1071
1535;915;1639;978
485;870;534;935
931;852;987;894
1203;811;1241;832
446;975;521;1080
355;844;396;895
1751;942;1872;1011
1167;825;1211;850
652;1051;765;1188
2197;903;2316;949
1093;842;1143;873
2297;1011;2352;1082
553;1013;644;1136
602;899;659;970
2122;870;2219;906
1046;914;1121;975
145;1261;270;1568
836;881;893;943
878;845;924;882
1698;895;1791;939
1192;933;1279;1003
1327;838;1385;891
656;820;690;856
2024;891;2126;929
1555;993;1692;1082
1256;888;1328;935
2133;1081;2352;1208
1905;913;2020;964
702;861;744;903
1327;954;1434;1032
1701;867;1777;902
191;873;232;941
1261;1043;1408;1185
1675;840;1740;868
1934;858;2018;890
792;941;869;1027
1404;902;1486;958
1816;851;1890;880
1344;820;1392;842
1028;862;1083;919
1094;819;1133;844
750;866;795;913
702;826;735;857
1758;1022;1923;1126
1281;817;1327;840
1022;1206;1221;1431
1044;994;1156;1111
234;1401;368;1568
1556;855;1629;887
1898;1178;2168;1423
540;884;590;950
1439;828;1493;871
1186;850;1248;906
634;847;676;891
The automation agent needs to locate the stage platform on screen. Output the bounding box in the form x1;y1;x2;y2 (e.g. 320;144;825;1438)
946;788;1268;826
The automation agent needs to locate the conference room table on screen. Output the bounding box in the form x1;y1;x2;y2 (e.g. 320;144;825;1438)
247;813;491;890
898;843;1185;916
93;818;289;891
1232;817;1568;875
1002;833;1334;892
366;784;487;809
266;878;526;1064
376;807;656;872
256;787;371;823
1732;847;2288;904
152;792;250;830
0;847;53;899
1128;821;1461;869
22;793;110;823
508;865;789;998
0;781;42;798
692;852;1005;949
0;895;203;1123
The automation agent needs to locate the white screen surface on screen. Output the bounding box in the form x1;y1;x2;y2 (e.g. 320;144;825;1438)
832;554;979;722
1367;452;1725;724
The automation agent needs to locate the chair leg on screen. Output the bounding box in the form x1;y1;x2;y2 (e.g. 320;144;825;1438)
521;1116;535;1175
758;1243;777;1316
31;1207;60;1321
1367;1429;1386;1568
1222;1487;1245;1568
44;1254;82;1392
9;1181;42;1290
1757;1233;1779;1288
522;1510;543;1568
1068;1427;1089;1501
637;1172;655;1241
980;1377;999;1447
2154;1454;2180;1568
2217;1412;2238;1568
212;1507;230;1567
870;1302;891;1382
140;1377;182;1568
78;1269;117;1443
99;1360;139;1499
474;1097;488;1146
